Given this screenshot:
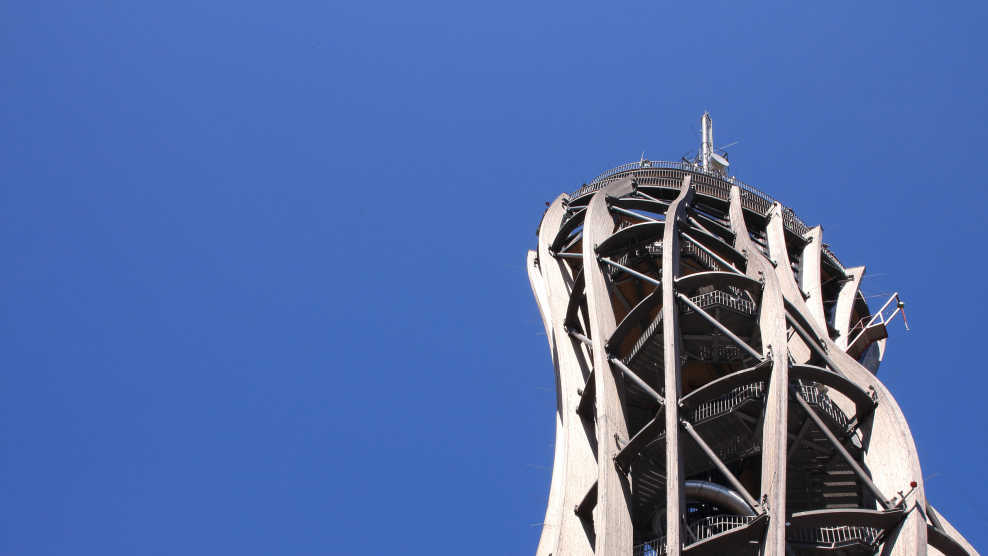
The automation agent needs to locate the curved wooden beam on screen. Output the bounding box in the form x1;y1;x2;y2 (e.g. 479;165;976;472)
607;286;661;356
660;176;694;553
533;195;596;556
763;204;928;554
800;226;828;331
583;179;635;555
550;208;586;253
594;221;665;258
834;265;865;350
526;250;567;556
728;188;790;556
927;504;978;556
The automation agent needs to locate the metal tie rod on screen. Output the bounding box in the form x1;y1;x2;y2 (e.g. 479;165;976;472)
631;189;670;206
675;293;763;361
609;205;661;224
687;215;719;239
681;420;761;513
566;327;593;347
785;313;842;375
553;251;583;260
790;385;891;510
608;357;665;405
598;257;661;287
680;232;743;275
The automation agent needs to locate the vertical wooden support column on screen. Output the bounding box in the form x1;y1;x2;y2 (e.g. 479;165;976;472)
532;195;597;556
764;205;927;555
660;176;693;554
800;226;827;331
583;188;633;555
529;167;961;555
728;191;789;556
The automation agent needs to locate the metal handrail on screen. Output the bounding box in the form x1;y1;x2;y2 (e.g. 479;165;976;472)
691;382;766;423
573;160;776;212
848;292;907;349
788;524;881;549
682;289;756;317
634;515;758;555
798;381;851;432
568;160;843;272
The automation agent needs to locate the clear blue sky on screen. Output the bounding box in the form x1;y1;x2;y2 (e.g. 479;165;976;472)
2;2;986;554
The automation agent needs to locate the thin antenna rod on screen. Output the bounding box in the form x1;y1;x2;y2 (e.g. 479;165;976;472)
701;112;713;171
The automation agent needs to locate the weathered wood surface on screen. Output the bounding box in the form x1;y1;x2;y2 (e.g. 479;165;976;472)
800;225;827;330
532;195;596;556
660;176;693;554
764;204;928;555
582;181;635;555
834;265;866;350
728;189;789;556
529;172;976;555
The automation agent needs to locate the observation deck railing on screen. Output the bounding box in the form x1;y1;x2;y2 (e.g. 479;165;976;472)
634;515;758;555
569;160;844;272
690;382;765;424
634;517;879;555
788;524;881;550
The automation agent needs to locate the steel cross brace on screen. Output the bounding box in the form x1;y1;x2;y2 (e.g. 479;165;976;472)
790;385;891;510
675;292;763;361
598;256;661;287
680;420;761;514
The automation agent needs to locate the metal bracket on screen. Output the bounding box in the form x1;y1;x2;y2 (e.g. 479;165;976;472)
613;433;626;451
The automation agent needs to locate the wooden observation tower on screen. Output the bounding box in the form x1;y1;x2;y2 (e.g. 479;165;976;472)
526;114;977;556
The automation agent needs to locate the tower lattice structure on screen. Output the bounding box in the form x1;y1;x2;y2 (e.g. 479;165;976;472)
526;115;977;556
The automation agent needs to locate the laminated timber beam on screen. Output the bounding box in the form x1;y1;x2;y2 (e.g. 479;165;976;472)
550;207;586;253
834;265;865;350
926;504;978;556
800;226;828;330
582;179;636;555
608;287;662;355
531;195;597;556
763;203;928;553
727;186;791;556
529;146;976;555
659;175;693;554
